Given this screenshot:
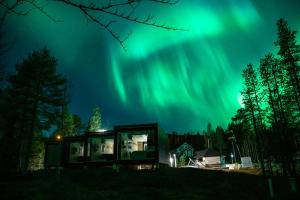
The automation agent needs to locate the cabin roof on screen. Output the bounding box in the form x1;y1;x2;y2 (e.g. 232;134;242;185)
195;148;220;158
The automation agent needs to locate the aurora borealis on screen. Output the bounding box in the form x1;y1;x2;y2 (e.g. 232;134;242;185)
2;0;300;132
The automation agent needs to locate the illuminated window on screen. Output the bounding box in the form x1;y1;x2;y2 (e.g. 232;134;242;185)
68;141;84;163
117;130;155;160
88;136;114;161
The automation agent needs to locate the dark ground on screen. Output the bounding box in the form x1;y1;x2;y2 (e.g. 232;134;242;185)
0;168;299;200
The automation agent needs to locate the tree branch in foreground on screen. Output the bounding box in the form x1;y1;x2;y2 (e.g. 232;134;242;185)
1;0;187;50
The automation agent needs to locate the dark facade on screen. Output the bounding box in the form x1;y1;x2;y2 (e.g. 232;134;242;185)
44;123;168;168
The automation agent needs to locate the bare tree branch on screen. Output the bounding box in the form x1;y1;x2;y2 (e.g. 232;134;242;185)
24;0;63;22
56;0;186;31
0;0;33;25
78;4;129;50
0;0;61;25
0;0;187;50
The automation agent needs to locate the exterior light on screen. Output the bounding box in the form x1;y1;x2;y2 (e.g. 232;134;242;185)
169;157;174;167
173;154;177;168
56;135;62;140
96;129;107;132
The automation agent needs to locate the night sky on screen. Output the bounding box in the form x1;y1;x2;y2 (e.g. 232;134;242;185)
2;0;300;133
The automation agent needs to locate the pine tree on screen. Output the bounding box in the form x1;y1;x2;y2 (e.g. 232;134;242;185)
234;19;300;177
56;107;75;137
54;83;84;136
275;18;300;115
206;122;213;148
259;53;290;174
241;64;266;173
274;19;300;175
87;106;101;132
230;108;257;162
73;114;85;135
213;126;225;154
0;47;67;173
54;109;85;137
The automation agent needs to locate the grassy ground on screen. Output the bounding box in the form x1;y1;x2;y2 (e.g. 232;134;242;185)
0;168;299;200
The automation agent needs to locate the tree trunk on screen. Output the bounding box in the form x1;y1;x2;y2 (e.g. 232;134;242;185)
18;102;38;174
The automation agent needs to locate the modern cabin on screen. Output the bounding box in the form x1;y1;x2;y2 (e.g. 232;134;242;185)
44;123;168;169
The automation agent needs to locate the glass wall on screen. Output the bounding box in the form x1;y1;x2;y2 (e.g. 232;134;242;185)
67;141;85;163
117;130;156;160
88;136;114;161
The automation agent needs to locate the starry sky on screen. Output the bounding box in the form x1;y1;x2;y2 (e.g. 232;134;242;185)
2;0;300;133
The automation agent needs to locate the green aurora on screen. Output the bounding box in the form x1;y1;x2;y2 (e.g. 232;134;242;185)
2;0;300;132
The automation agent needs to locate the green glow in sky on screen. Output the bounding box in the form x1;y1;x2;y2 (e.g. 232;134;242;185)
111;57;127;103
3;0;300;132
109;0;261;131
110;38;243;131
116;0;260;58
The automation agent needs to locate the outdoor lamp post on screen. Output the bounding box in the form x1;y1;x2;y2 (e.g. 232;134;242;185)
173;154;177;168
232;139;237;163
230;152;234;164
228;130;241;164
169;157;174;167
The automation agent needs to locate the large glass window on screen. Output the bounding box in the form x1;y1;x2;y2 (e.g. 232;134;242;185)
67;141;85;163
118;130;155;160
88;136;114;161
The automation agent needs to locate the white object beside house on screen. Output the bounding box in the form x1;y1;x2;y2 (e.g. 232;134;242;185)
241;156;253;168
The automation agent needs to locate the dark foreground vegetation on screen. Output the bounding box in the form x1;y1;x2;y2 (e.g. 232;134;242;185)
1;168;299;200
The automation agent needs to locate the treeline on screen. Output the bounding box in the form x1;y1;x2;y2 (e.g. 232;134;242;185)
169;19;300;176
235;18;300;176
168;132;206;150
168;124;226;153
0;47;102;173
168;122;258;163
